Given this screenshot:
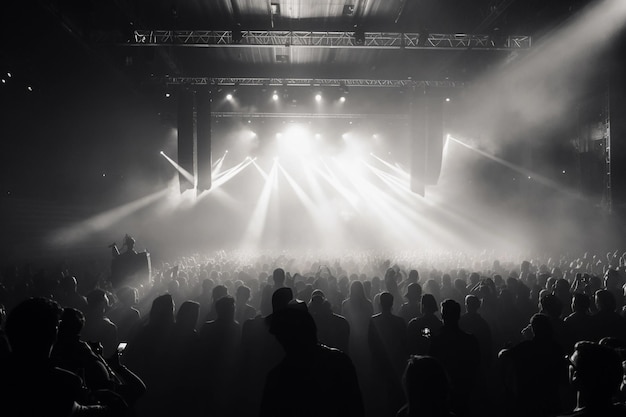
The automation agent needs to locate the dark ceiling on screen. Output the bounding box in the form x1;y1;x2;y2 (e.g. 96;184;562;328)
1;0;594;88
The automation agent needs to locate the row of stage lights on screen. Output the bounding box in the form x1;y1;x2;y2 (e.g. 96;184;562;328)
165;90;348;103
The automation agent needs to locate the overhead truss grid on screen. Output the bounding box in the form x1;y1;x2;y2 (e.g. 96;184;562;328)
166;77;465;88
131;30;531;50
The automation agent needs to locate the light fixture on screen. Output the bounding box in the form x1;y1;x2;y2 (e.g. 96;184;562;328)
315;93;322;102
339;96;346;103
226;93;233;101
165;93;171;98
270;3;280;15
272;92;279;101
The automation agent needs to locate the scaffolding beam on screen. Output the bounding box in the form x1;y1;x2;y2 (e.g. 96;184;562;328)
165;77;465;88
130;30;531;50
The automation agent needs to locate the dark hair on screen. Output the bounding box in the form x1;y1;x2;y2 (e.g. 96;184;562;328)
571;341;622;399
215;296;235;320
403;356;450;413
380;292;394;311
58;308;85;337
6;298;62;353
441;299;461;323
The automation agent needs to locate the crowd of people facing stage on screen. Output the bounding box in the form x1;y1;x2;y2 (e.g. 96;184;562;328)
2;250;626;416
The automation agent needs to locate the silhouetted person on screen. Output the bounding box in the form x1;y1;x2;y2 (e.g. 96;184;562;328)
499;313;567;417
309;292;350;353
1;298;124;416
51;307;112;390
564;293;593;344
239;287;293;416
591;289;626;342
558;341;626;416
407;294;443;355
56;275;88;312
369;292;408;417
400;283;422;324
342;280;374;367
205;284;228;322
429;299;480;417
397;355;454;417
260;268;286;317
459;294;493;367
235;285;256;325
125;294;176;417
540;293;574;353
82;289;118;357
260;305;364;417
108;286;141;342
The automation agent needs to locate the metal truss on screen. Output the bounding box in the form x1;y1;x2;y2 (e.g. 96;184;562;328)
213;112;408;120
131;30;531;50
166;77;465;88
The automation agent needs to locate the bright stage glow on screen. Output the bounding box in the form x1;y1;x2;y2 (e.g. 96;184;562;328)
315;93;322;102
226;93;233;101
272;93;279;101
339;96;346;103
160;151;194;184
165;93;171;98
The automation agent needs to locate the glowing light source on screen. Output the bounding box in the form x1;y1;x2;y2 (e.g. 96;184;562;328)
27;86;33;92
315;93;322;102
7;72;11;78
272;92;279;101
165;93;171;98
339;96;346;103
1;79;5;84
226;93;233;101
445;97;451;102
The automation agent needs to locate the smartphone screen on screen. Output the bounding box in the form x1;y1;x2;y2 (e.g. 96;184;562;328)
117;342;128;353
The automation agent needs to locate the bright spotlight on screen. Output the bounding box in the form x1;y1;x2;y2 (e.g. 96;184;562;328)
562;170;566;174
339;96;346;103
7;72;11;78
445;97;451;102
1;79;5;84
226;93;233;101
315;93;322;102
272;93;279;101
27;86;33;92
225;150;229;153
165;93;171;98
160;150;164;155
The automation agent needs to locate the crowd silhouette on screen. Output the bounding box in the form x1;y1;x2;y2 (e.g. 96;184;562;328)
2;250;626;416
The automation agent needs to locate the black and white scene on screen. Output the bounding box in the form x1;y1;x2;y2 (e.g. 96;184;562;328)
4;1;626;416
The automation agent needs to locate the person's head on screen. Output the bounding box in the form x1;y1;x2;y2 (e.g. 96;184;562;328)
571;293;591;314
349;280;366;301
236;285;251;304
201;278;214;295
403;355;450;414
465;294;481;314
441;299;461;326
529;313;552;340
212;285;228;302
272;268;285;287
5;297;62;357
215;296;235;322
268;306;317;354
150;294;175;326
405;283;422;303
117;286;138;307
408;270;419;284
539;293;562;318
59;275;78;294
86;289;109;315
176;301;199;330
124;235;136;250
272;287;293;313
569;341;623;404
58;308;85;338
469;272;480;286
421;294;438;315
595;289;617;313
380;292;394;313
